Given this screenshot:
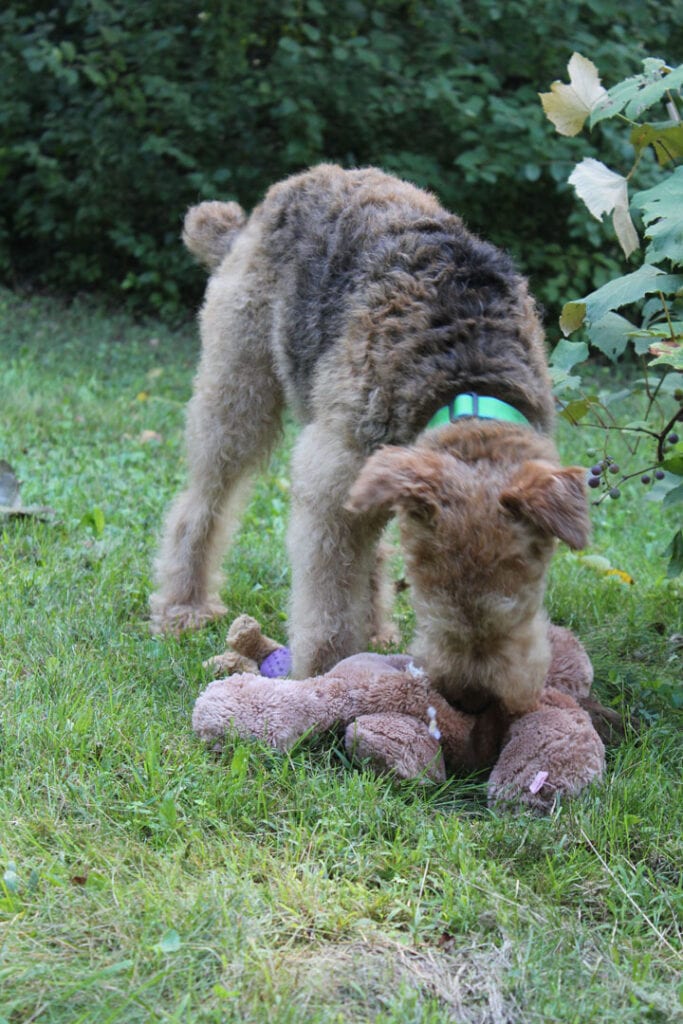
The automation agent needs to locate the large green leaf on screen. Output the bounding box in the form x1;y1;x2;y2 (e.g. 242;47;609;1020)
590;60;683;127
663;529;683;578
587;311;635;360
583;264;668;321
631;167;683;266
549;337;589;370
560;264;683;335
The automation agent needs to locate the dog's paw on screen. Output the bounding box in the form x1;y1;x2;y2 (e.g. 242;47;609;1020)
149;596;228;634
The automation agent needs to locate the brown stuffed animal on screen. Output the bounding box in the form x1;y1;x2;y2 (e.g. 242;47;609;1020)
193;616;609;813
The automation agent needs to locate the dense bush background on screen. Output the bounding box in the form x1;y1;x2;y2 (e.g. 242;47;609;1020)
2;0;682;318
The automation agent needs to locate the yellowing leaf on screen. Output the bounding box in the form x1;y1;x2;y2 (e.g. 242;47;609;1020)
558;397;600;423
138;429;163;444
568;158;639;258
605;568;635;585
630;123;683;166
136;391;149;402
578;553;635;584
560;301;587;336
648;338;683;370
539;53;607;137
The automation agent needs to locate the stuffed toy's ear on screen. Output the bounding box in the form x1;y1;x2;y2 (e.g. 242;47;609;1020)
346;446;445;519
500;461;590;550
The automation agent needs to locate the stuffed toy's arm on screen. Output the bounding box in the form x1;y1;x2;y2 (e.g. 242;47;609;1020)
192;653;488;765
546;624;593;698
192;655;434;751
192;672;354;750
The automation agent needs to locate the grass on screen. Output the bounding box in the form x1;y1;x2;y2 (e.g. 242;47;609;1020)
0;285;681;1023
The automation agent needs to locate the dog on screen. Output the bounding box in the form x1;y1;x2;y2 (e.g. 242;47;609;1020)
150;164;590;713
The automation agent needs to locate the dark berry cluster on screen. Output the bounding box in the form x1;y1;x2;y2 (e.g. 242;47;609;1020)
585;421;681;504
587;458;622;499
588;456;672;501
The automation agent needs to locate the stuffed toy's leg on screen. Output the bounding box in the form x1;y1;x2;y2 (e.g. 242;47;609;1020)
345;713;446;783
193;654;442;752
487;690;605;813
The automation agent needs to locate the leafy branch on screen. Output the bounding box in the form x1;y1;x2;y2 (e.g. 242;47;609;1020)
540;54;683;575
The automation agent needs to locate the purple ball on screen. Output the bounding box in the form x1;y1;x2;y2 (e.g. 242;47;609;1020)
260;647;292;678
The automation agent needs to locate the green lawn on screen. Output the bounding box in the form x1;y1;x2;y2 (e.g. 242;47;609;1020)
0;287;681;1023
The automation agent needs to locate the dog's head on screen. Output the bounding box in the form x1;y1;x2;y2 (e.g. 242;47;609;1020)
347;444;590;709
348;445;589;560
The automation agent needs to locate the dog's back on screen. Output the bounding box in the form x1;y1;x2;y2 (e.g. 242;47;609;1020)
184;164;555;448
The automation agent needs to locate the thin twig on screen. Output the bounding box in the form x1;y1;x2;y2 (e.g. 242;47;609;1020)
656;407;683;463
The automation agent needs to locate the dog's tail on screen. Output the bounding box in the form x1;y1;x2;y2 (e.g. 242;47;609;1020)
182;200;247;272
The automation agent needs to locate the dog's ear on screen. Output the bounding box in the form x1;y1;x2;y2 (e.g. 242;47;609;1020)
500;460;590;550
346;446;442;519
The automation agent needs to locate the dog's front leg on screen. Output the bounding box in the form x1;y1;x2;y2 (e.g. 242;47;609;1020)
287;424;388;677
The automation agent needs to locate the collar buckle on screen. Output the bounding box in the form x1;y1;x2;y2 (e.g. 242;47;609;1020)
427;393;531;430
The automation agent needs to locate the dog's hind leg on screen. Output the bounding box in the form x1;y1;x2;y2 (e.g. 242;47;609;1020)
287;424;390;677
150;371;283;633
150;273;283;633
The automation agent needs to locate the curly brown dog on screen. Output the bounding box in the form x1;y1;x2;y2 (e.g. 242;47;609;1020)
151;164;589;713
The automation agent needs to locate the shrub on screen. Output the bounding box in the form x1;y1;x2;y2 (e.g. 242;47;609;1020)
1;0;682;315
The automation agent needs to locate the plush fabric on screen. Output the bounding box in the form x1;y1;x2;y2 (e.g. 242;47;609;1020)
193;617;613;813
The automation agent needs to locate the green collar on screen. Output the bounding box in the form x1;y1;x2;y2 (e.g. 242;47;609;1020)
427;393;531;430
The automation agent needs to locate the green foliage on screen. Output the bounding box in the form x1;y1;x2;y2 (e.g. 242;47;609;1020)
1;0;682;315
541;55;683;574
633;166;683;265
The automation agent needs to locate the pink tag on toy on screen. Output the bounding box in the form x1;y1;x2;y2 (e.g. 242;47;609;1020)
529;771;549;794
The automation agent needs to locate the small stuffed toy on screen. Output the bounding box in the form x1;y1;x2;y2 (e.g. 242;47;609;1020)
194;616;612;813
203;614;292;678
